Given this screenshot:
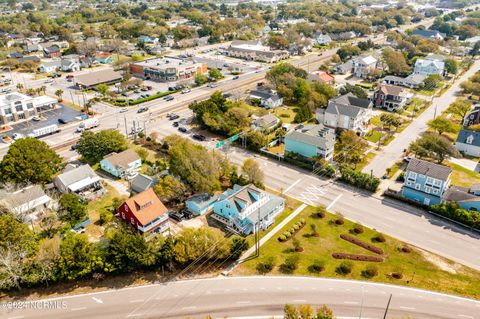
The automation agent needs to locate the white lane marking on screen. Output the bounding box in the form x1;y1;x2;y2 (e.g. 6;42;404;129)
458;315;473;319
283;179;302;194
344;301;359;305
92;297;103;304
293;300;307;303
71;307;87;311
129;299;144;303
236;301;251;304
8;316;25;319
327;194;343;210
399;306;415;310
182;306;197;310
127;314;143;317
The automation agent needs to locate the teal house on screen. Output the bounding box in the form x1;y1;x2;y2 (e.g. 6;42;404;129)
401;158;452;206
212;184;285;235
100;149;142;179
443;184;480;211
185;193;219;216
95;53;114;64
284;124;335;160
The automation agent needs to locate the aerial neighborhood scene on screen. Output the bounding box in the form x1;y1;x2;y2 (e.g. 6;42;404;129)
1;0;480;318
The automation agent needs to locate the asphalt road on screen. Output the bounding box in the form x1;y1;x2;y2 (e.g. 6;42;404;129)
363;59;480;178
1;277;478;319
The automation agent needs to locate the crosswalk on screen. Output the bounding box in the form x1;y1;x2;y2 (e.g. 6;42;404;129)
295;184;328;205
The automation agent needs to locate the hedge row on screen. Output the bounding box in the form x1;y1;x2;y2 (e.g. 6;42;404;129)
430;202;480;231
332;253;383;262
339;166;380;192
278;218;306;242
110;91;178;106
340;234;384;255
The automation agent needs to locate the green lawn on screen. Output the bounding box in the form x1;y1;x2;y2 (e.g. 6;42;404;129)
274;106;298;124
356;152;376;171
235;205;480;299
446;162;480;188
365;130;383;143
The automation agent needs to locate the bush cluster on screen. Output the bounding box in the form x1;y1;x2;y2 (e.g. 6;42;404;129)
256;256;276;274
430;202;480;230
362;265;379;278
373;233;386;243
339;166;380;192
336;261;353;275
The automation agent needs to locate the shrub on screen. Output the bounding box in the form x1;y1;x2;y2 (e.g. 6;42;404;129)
362;265;379;278
299;218;306;224
310;259;325;273
401;246;412;253
293;224;300;231
373;233;386;243
256;256;276;274
284;231;291;238
336;261;353;275
391;272;403;279
313;206;326;218
430;202;480;231
334;213;345;225
289;228;295;234
339;165;380;192
99;211;113;225
280;255;300;273
340;234;384;255
278;235;287;242
292;238;303;252
332;253;383;262
352;223;364;234
310;224;319;237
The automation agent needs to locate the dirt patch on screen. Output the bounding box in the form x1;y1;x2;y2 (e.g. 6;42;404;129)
420;249;461;274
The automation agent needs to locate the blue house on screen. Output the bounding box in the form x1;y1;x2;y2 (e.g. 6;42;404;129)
100;149;142;179
284;124;335;160
212;184;285;235
443;184;480;211
401;158;452;206
185;193;219;216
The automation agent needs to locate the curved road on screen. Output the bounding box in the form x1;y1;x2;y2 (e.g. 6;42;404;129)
1;277;479;319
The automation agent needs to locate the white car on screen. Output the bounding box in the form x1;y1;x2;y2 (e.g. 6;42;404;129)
12;133;25;140
31;116;41;121
44;79;54;84
181;88;191;94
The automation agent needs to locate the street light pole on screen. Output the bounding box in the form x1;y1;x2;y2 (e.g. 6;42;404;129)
359;284;364;319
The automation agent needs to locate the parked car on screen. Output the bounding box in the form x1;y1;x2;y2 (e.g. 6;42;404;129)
12;133;25;140
164;95;174;101
207;83;217;88
168;210;185;222
168;86;177;91
31;116;41;121
141;87;149;91
134;90;140;93
44;79;54;84
137;107;149;113
178;127;188;133
181;88;191;94
169;114;180;120
58;118;70;124
173;121;179;127
192;134;206;141
119;108;128;113
70;144;78;151
232;75;239;80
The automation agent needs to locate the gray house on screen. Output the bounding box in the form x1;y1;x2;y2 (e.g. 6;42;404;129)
284;124;336;160
316;93;373;135
54;164;104;200
250;86;283;109
130;173;158;194
251;114;280;131
455;129;480;157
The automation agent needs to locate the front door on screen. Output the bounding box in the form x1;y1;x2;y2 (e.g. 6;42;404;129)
423;197;430;205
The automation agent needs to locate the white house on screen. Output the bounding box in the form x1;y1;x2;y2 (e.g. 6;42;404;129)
250;85;283;109
455;129;480;157
353;55;377;78
414;54;445;77
39;60;61;73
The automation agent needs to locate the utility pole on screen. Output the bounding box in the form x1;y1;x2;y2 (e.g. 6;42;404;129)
124;115;128;136
382;294;392;319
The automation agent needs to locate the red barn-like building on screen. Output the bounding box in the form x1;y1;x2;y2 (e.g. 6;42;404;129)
118;188;169;233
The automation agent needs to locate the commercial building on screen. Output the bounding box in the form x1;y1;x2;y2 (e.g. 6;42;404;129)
129;57;207;82
0;92;57;125
74;69;123;89
225;40;289;63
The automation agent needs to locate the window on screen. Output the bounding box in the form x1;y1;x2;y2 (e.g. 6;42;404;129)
4;108;12;115
466;135;474;145
14;101;23;112
130;217;135;224
415;184;421;190
434;179;442;187
432;189;439;195
121;212;125;219
26;103;33;109
426;177;433;185
425;186;431;194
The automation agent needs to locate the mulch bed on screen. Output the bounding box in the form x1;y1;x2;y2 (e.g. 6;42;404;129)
340;234;384;255
332;252;383;262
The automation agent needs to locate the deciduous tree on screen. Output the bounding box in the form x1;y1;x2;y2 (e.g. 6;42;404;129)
76;130;128;163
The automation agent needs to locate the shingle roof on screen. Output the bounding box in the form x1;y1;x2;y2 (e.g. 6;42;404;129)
0;185;47;207
331;92;372;109
123;188;168;226
103;149;140;173
379;84;404;96
75;69;122;87
412;29;446;39
131;174;157;194
443;186;479;202
406;158;452;181
456;129;480;147
326;92;372;118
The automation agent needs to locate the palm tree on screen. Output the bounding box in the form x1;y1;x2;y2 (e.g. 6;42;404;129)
55;89;64;102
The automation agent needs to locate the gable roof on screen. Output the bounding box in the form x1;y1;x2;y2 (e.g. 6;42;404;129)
443;186;480;203
131;174;157;194
412;29;446;39
56;164;98;187
406;158;452;181
123;188;168;226
103;149;140;172
253;114;279;128
415;58;445;70
379;84;404;96
329;92;372;111
0;185;50;210
456;129;480;147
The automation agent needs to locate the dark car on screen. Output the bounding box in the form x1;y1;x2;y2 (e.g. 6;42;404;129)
172;121;179;127
137;107;149;113
141;87;149;91
178;127;188;133
134;90;140;94
169;114;180;120
70;144;78;151
232;75;239;80
168;210;184;222
168;86;177;91
164;95;174;101
58;118;69;124
192;134;206;141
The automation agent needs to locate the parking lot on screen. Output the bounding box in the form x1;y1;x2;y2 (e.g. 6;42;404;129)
1;104;82;139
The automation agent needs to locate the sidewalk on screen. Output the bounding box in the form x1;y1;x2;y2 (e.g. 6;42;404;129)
222;203;308;275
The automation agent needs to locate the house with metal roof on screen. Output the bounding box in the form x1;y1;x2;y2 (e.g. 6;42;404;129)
39;60;61;73
54;164;104;200
455;129;480;157
212;184;285;235
285;124;335;160
185;193;219;216
401;158;452;206
100;149;142;179
316;92;373;135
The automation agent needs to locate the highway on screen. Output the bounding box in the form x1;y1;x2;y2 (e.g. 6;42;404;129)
1;277;479;319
